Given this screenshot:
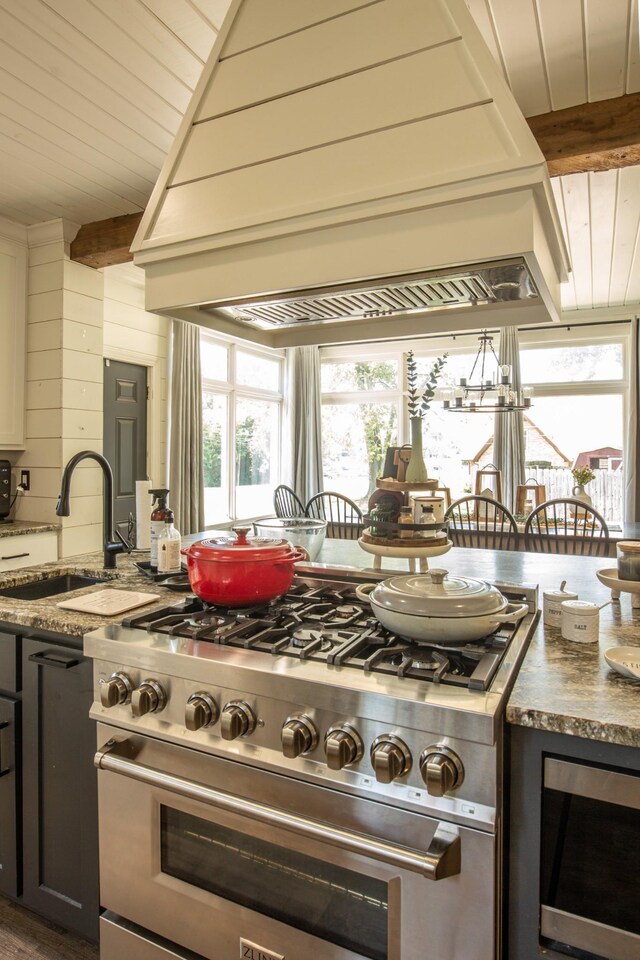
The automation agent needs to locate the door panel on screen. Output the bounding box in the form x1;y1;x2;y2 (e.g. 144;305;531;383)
0;694;19;898
21;638;99;941
103;359;148;545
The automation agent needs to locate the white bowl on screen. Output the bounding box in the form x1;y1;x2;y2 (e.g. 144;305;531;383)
603;646;640;680
253;517;327;560
596;568;640;595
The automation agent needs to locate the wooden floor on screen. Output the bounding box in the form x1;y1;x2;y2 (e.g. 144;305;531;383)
0;896;98;960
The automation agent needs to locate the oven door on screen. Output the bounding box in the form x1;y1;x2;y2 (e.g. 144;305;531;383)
540;757;640;960
95;724;497;960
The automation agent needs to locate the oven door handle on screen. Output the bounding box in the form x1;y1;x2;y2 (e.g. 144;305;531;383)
95;740;460;881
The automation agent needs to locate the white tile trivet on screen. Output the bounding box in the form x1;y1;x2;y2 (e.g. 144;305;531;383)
56;589;159;616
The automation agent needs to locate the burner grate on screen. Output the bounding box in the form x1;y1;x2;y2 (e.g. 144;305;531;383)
118;575;530;690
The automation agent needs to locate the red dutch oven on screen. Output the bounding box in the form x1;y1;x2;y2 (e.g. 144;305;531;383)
181;526;306;606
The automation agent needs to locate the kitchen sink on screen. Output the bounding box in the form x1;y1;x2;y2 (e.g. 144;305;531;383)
0;574;109;601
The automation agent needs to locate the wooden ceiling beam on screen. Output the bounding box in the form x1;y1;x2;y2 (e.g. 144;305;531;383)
70;93;640;269
527;91;640;176
70;212;143;269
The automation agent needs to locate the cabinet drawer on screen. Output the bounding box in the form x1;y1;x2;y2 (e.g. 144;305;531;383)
0;532;58;571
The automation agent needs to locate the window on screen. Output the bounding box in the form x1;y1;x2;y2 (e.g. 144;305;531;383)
319;342;498;507
518;326;627;525
320;323;629;523
201;333;284;525
319;356;401;507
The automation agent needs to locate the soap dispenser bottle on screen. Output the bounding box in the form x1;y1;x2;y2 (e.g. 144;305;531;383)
149;488;170;568
157;509;181;574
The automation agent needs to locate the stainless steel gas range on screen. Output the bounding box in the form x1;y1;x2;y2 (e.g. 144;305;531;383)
85;565;539;960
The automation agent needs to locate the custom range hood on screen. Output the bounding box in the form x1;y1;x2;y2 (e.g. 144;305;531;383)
132;0;570;348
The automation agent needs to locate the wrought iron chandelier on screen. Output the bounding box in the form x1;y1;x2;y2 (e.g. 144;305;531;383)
442;332;533;413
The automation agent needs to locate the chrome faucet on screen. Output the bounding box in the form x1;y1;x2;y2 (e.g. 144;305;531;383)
56;450;129;569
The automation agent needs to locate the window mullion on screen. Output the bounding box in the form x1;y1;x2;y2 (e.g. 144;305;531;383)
228;385;236;520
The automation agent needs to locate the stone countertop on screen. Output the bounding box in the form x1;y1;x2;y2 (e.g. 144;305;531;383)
0;550;179;640
0;520;60;539
0;534;638;746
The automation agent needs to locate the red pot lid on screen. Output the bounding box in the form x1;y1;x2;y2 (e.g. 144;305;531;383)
184;526;297;562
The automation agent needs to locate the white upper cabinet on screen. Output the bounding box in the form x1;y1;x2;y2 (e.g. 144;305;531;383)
0;234;27;449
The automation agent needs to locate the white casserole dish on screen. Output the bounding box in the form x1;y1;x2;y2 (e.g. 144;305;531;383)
355;568;528;644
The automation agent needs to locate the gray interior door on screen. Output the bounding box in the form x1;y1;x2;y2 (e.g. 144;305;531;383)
103;359;148;544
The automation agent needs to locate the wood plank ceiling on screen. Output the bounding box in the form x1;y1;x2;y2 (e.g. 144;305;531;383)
466;0;640;311
0;0;638;314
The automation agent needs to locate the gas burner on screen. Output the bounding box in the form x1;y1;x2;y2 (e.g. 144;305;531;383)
411;654;442;671
184;611;227;629
291;627;342;651
334;604;362;619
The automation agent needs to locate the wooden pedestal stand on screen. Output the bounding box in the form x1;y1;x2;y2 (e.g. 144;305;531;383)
359;535;452;572
375;478;439;494
360;478;452;572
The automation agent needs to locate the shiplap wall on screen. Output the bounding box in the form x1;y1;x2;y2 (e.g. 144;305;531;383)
103;262;169;489
13;220;105;557
10;228;170;559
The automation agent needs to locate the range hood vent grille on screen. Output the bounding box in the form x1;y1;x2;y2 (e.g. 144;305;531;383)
204;259;538;331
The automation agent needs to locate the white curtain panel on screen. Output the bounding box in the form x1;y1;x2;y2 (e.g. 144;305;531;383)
286;345;324;507
169;319;204;535
625;317;640;522
493;327;526;512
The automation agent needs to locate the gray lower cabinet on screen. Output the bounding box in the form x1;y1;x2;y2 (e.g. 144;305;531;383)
508;725;640;960
0;693;18;898
21;636;99;941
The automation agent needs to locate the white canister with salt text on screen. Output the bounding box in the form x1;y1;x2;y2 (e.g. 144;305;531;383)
561;599;599;644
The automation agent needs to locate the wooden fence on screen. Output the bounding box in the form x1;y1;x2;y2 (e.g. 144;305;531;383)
522;467;623;524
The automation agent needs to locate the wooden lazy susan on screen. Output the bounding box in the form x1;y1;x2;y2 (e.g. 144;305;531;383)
358;535;452;573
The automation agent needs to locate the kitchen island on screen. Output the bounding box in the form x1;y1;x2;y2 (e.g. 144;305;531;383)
0;539;638;960
0;538;637;740
308;537;640;744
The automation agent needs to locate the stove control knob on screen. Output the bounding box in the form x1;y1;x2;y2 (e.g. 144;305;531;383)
131;679;167;718
324;724;364;771
100;672;133;708
281;715;318;758
419;745;464;797
220;701;256;741
185;692;219;731
370;735;412;783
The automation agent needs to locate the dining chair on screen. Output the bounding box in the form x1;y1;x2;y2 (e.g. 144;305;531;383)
523;498;610;556
273;484;305;518
305;492;364;540
445;495;518;551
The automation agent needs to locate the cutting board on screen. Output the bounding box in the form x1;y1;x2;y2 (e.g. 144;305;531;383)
56;588;159;616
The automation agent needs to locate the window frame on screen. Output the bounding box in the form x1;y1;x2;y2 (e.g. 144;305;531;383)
201;331;284;526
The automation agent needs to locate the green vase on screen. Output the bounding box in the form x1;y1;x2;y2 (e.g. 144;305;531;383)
405;416;429;482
